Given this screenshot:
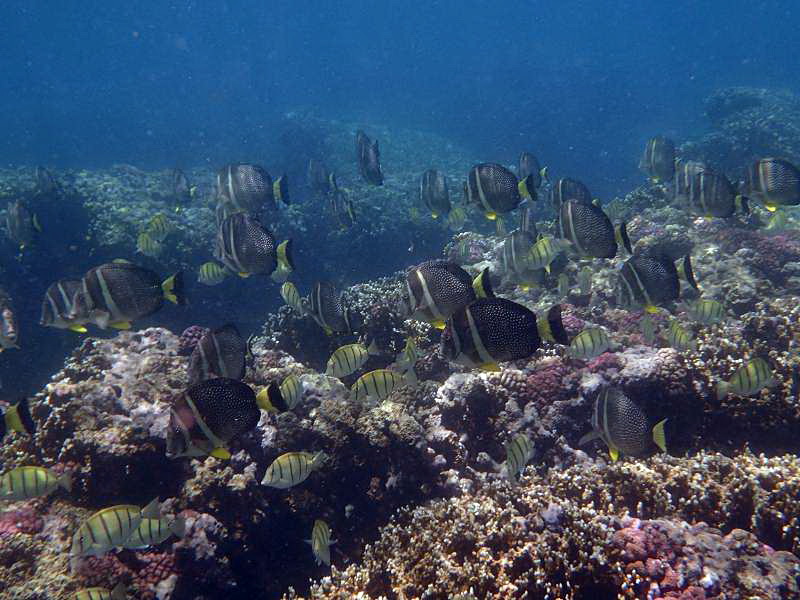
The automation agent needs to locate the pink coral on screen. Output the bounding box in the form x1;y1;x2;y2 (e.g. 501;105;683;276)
523;358;571;408
715;228;800;282
587;351;623;373
0;507;43;536
78;551;178;600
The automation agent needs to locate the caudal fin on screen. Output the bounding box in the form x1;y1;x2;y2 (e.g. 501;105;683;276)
162;271;187;305
652;419;668;453
472;267;494;299
273;175;290;205
679;255;699;291
170;516;186;539
616;221;632;255
538;304;570;346
517;174;536;201
4;397;36;436
277;239;294;272
59;470;73;493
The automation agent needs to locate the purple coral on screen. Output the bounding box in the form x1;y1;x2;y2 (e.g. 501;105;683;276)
177;325;210;356
0;507;43;537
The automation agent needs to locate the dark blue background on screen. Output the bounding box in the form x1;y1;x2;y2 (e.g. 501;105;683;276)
2;1;798;198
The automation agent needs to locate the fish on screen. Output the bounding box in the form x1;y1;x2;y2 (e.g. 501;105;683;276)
577;266;593;296
0;398;36;442
355;130;384;185
394;337;421;373
146;213;172;242
639;136;676;183
325;343;371;378
640;314;656;345
473;166;524;213
673;159;707;202
273;174;290;205
216;163;277;214
280;281;305;315
40;279;89;331
136;232;163;258
742;158;800;210
187;324;247;386
5;199;41;249
464;163;534;220
123;506;186;549
615;253;697;313
518;152;548;189
558;199;631;259
440;299;569;370
198;262;229;286
309;282;354;334
419;169;451;218
0;466;71;501
579;387;667;461
214;213;282;277
405;260;485;328
505;433;533;483
329;188;357;229
308;159;334;196
526;235;569;273
74;262;185;330
256;374;303;413
35;166;60;196
0;292;19;349
172;168;197;205
716;357;776;400
166;378;261;459
502;229;544;290
567;327;611;360
261;451;327;489
557;273;570;298
351;369;412;403
518;206;537;235
686;298;726;325
446;204;467;231
70;500;160;567
74;582;128;600
665;319;695;351
686;170;748;218
307;519;335;566
548;177;592;209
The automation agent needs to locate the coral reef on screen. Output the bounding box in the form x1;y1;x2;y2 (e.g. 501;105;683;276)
286;451;800;600
4;89;800;598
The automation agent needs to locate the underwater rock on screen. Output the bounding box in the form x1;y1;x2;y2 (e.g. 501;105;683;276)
684;87;800;173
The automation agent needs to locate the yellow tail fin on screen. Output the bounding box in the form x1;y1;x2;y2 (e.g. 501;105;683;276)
652;419;668;453
210;447;232;459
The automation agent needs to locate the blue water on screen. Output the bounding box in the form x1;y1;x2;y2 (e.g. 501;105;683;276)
2;1;798;199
